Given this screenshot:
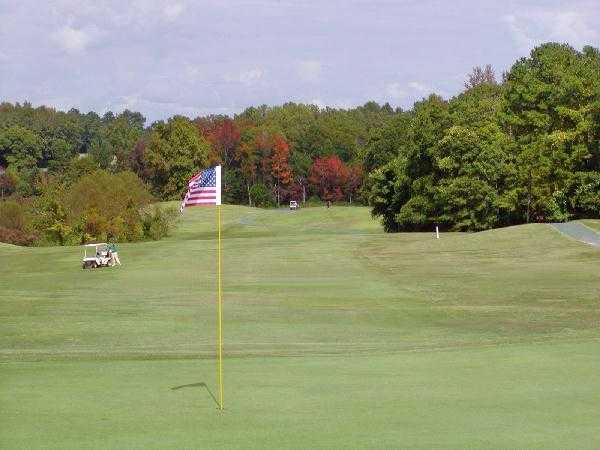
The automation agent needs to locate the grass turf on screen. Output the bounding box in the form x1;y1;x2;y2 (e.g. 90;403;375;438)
1;205;599;449
581;219;600;232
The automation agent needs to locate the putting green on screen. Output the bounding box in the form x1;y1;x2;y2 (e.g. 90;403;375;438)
1;205;599;449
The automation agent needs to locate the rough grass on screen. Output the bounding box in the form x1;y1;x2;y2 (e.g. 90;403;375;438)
582;219;600;232
1;205;599;449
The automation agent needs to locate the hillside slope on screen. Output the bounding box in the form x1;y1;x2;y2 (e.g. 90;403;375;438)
2;205;598;361
1;206;600;450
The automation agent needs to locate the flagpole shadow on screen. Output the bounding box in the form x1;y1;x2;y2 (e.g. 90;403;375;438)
171;382;219;407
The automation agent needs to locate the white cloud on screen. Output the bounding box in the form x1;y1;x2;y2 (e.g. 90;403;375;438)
307;98;354;110
225;67;265;86
385;81;437;103
107;94;142;113
297;60;322;82
4;0;598;123
52;25;91;52
386;82;406;100
239;68;264;85
503;8;599;54
164;3;184;21
407;81;431;94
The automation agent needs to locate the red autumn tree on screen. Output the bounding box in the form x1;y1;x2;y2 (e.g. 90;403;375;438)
197;118;241;166
344;165;363;203
308;155;349;202
255;129;273;179
127;139;152;180
236;126;279;205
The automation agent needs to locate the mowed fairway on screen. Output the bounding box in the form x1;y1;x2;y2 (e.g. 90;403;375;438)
1;205;599;449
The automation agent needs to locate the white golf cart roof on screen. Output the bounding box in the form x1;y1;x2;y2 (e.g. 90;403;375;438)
83;243;108;247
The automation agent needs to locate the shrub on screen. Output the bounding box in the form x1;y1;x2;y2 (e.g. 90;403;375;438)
0;200;28;230
63;156;100;185
65;170;152;243
305;195;324;207
0;227;38;246
0;198;38;245
142;206;178;240
67;170;152;220
249;183;275;208
29;170;174;245
0;170;18;199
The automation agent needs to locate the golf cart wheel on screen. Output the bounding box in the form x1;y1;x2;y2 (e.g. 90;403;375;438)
91;262;98;269
82;263;86;269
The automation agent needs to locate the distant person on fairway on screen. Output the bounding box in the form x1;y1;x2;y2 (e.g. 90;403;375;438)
109;243;121;266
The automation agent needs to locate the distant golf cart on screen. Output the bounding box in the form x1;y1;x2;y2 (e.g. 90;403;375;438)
289;200;299;210
82;243;113;269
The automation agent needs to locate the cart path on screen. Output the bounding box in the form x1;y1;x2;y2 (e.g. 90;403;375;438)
551;222;600;247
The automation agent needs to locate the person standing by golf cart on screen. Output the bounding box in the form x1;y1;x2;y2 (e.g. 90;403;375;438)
108;243;121;266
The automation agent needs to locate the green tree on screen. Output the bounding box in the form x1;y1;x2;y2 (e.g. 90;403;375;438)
392;95;450;230
502;43;600;221
0;125;42;171
567;171;600;216
435;177;498;230
145;116;210;198
107;112;145;169
88;112;144;171
362;112;412;173
46;138;74;172
249;183;275;207
367;157;412;232
63;155;101;185
223;167;245;204
32;181;73;245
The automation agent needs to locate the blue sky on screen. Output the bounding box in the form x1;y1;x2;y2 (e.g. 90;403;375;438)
0;0;599;122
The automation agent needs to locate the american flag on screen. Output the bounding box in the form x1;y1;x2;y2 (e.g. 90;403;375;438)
180;165;221;212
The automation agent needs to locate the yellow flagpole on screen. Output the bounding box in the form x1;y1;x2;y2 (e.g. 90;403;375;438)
217;204;224;410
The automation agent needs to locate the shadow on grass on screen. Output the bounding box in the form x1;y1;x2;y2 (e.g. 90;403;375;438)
171;382;219;407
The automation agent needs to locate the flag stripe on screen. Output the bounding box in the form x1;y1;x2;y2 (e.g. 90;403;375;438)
181;165;221;210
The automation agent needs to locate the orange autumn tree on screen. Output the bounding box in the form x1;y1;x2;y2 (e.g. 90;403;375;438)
269;134;293;206
309;155;349;202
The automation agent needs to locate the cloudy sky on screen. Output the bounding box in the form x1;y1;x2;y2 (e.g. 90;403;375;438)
1;0;599;122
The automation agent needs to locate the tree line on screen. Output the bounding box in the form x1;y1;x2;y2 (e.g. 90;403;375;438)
368;43;599;231
0;98;383;206
0;42;598;245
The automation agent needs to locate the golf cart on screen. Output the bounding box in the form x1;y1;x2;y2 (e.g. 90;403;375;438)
82;243;113;269
289;200;299;210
